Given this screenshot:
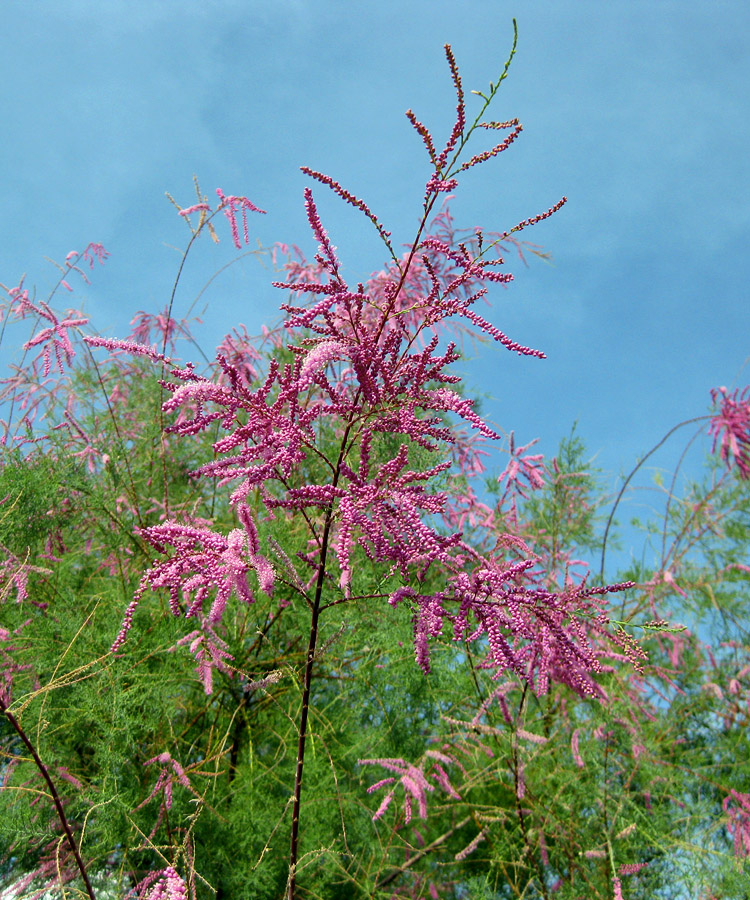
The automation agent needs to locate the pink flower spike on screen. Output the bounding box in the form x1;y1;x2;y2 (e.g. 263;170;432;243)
216;188;266;249
455;828;487;861
359;754;462;823
619;862;649;876
178;202;211;216
723;789;750;857
22;303;88;376
84;334;171;364
426;172;459;194
405;108;437;165
498;432;545;501
709;386;750;479
133;866;188;900
300;167;393;251
82;242;109;268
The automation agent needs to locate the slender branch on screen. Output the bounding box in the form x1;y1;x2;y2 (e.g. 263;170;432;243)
0;698;97;900
599;416;709;579
374;815;474;889
660;422;711;568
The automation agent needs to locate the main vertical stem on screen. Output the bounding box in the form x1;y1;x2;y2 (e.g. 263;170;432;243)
286;409;357;899
286;511;334;900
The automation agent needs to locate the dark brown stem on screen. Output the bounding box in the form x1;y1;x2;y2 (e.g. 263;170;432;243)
0;698;96;900
287;421;353;898
286;599;322;896
286;515;331;900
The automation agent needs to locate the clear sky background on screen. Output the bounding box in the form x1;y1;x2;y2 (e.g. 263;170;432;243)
2;0;749;570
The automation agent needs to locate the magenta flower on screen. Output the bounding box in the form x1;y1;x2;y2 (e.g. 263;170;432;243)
80;241;109;269
9;286;88;377
110;505;274;663
709;386;750;479
0;539;52;604
173;626;234;695
135;752;197;812
723;789;750;857
359;751;461;824
57;242;108;285
128;307;198;353
129;866;188;900
98;38;624;723
103;178;631;695
497;431;545;501
215;187;266;249
215;325;262;387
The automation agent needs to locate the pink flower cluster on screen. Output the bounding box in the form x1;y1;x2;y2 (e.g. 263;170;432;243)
129;866;188;900
709;386;750;479
96;41;631;710
110;504;274;659
723;788;750;857
139;180;632;693
7;284;87;378
359;750;462;824
85;148;639;703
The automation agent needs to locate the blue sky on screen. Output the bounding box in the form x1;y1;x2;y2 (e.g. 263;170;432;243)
2;0;749;568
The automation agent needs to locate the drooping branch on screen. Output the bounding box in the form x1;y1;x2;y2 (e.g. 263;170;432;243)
0;698;97;900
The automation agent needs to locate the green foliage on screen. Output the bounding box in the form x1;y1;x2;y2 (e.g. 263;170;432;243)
0;450;85;558
2;266;749;900
3;333;750;899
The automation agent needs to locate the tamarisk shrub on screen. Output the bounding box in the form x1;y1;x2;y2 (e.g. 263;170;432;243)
1;20;749;900
84;29;637;898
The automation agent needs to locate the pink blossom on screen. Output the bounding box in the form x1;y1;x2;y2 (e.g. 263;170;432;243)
130;866;188;900
135;752;198;812
299;168;393;252
99;98;624;703
723;789;750;857
110;507;274;665
457;120;524;173
497;432;545;501
81;242;109;268
174;626;234;694
12;290;88;376
709;386;750;479
619;862;649;875
359;753;462;823
515;758;526;799
454;828;487;861
215;187;266;249
433;44;465;174
178;202;210;216
84;334;170;364
215;325;262;387
128;307;198;352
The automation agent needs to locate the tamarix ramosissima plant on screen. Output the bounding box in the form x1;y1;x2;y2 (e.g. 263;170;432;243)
81;32;634;898
1;21;750;900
